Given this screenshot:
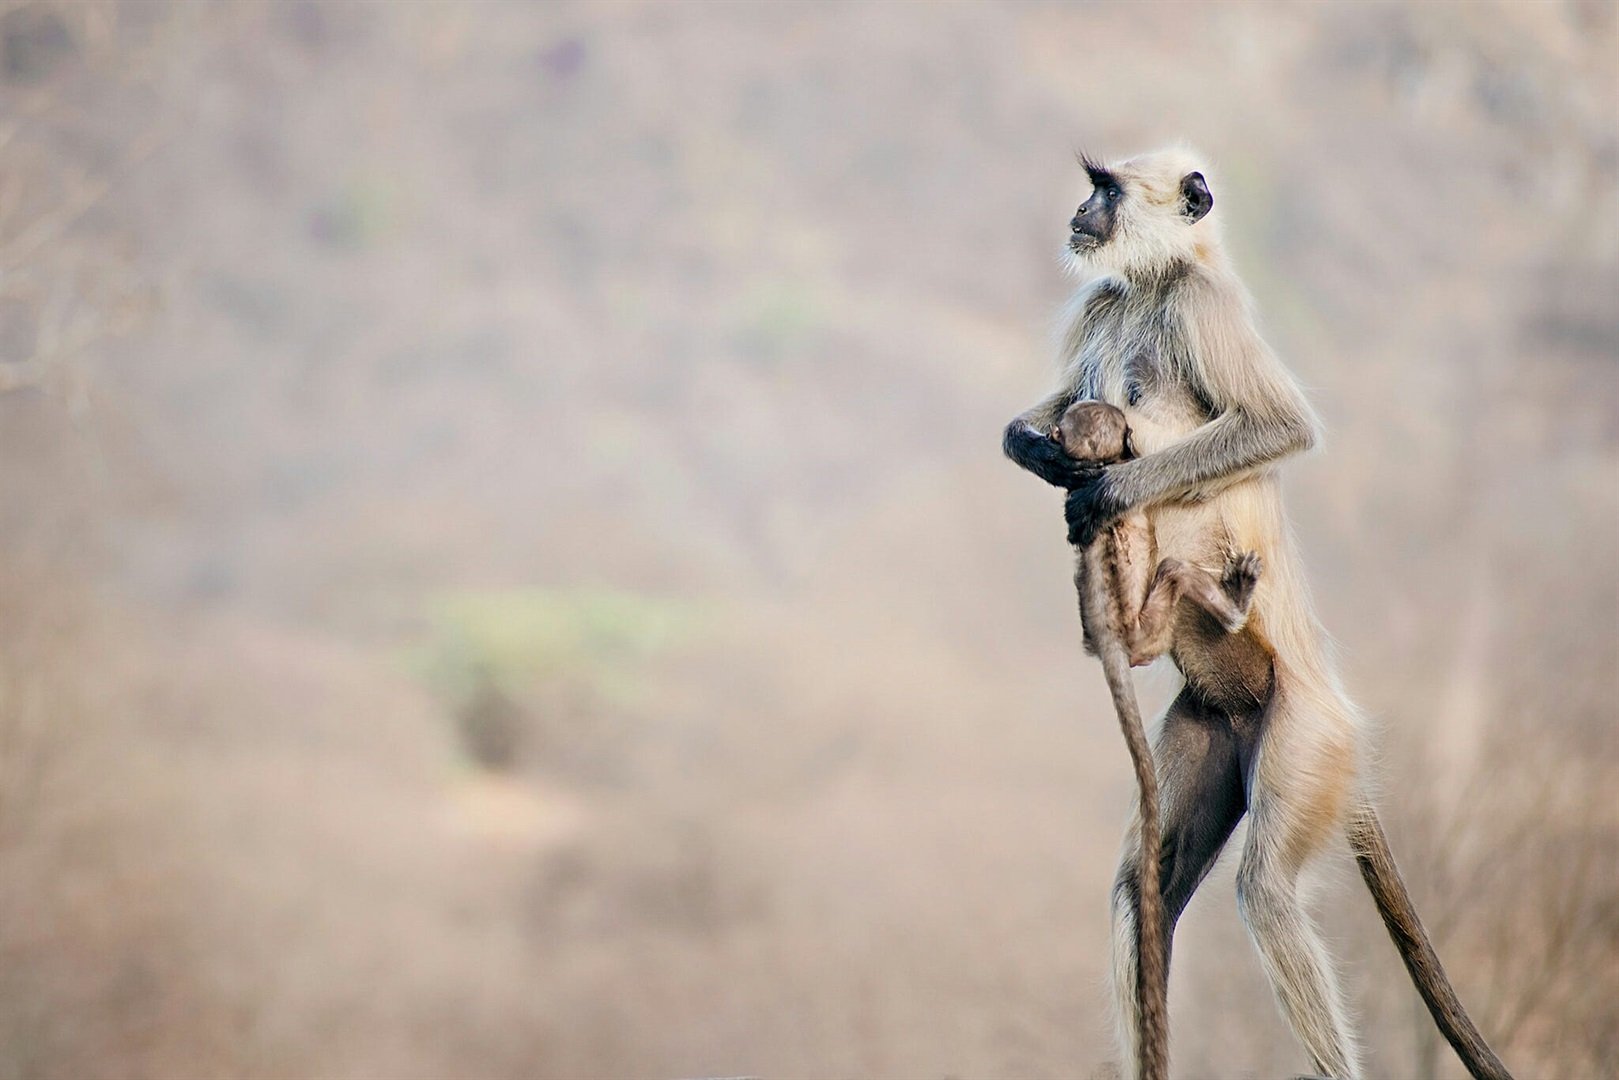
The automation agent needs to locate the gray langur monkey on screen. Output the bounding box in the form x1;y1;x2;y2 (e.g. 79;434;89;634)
1003;148;1511;1080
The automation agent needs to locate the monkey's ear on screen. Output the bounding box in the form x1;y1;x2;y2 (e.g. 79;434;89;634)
1180;171;1213;223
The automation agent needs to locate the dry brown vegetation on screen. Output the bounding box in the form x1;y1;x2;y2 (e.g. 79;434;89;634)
0;2;1615;1078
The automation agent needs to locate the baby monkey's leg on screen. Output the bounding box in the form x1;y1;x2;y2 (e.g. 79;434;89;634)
1128;553;1264;667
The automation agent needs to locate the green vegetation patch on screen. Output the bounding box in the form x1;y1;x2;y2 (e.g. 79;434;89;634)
407;586;702;772
731;279;824;366
409;586;698;705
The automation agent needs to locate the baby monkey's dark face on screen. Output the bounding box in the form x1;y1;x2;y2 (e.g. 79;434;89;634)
1053;401;1131;464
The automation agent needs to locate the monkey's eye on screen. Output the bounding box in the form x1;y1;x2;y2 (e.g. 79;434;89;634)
1108;185;1123;201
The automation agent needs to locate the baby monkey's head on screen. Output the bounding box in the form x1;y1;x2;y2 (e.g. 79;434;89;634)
1053;401;1132;464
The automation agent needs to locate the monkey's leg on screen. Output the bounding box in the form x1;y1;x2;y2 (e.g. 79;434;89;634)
1174;553;1263;632
1125;559;1185;666
1111;687;1246;1069
1236;700;1361;1080
1127;554;1261;666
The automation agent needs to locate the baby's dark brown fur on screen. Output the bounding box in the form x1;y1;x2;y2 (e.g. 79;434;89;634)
1056;400;1133;464
1055;401;1262;670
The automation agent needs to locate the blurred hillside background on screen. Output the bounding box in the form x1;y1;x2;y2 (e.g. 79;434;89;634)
0;2;1614;1077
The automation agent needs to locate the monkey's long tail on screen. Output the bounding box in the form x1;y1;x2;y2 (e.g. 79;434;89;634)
1080;546;1168;1080
1346;803;1512;1080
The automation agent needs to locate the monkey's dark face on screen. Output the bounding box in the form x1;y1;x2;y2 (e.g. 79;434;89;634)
1066;153;1217;274
1070;163;1123;252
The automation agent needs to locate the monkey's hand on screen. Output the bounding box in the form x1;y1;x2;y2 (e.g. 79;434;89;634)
1065;470;1125;547
1003;420;1096;489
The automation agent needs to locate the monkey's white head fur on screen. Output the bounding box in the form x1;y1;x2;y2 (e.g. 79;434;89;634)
1063;146;1224;281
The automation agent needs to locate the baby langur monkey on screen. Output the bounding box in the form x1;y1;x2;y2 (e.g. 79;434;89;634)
1054;401;1262;667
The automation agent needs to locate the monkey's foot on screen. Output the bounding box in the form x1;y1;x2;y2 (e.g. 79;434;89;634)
1220;551;1264;628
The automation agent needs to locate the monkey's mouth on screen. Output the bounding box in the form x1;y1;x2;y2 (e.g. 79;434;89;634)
1069;233;1100;252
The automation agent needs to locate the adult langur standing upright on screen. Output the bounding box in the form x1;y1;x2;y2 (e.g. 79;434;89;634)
1003;147;1511;1080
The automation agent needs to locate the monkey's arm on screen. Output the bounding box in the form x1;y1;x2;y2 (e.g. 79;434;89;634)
1069;276;1320;542
1114;405;1315;505
1003;391;1098;489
